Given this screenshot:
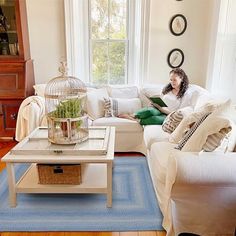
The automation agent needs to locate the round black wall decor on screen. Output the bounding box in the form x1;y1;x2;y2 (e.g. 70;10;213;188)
169;14;187;36
167;48;184;68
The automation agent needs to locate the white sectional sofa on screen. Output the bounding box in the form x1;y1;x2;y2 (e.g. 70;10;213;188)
15;84;236;236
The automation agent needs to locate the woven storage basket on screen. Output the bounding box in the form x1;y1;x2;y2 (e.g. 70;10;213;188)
37;164;81;184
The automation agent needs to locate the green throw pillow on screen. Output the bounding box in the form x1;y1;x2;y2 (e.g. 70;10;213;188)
135;107;162;119
140;114;167;125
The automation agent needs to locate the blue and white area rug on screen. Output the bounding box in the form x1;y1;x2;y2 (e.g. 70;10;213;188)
0;157;163;231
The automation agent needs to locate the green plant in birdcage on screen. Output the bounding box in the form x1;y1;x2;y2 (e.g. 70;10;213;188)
54;98;82;117
49;98;83;131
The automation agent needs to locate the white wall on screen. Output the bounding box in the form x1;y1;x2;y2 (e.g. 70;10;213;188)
147;0;215;87
25;0;216;88
26;0;66;84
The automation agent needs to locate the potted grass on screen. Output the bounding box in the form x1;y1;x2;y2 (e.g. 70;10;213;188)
50;98;83;137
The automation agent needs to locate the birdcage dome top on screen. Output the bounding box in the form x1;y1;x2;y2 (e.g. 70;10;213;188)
45;62;86;99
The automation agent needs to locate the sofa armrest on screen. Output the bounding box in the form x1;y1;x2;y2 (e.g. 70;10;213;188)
172;151;236;187
16;95;46;141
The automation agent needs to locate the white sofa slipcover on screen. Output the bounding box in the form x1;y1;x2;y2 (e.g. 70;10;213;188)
171;152;236;235
15;84;236;236
92;117;145;153
144;125;236;235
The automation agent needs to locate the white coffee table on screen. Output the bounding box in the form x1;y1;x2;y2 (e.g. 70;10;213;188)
1;126;115;208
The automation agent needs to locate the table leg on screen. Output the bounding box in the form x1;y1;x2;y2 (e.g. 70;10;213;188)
107;162;113;207
6;163;17;207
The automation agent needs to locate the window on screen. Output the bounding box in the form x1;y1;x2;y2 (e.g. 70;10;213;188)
89;0;128;85
64;0;150;86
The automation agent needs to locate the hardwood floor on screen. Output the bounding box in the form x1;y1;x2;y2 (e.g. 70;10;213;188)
0;140;16;171
0;141;166;236
0;232;166;236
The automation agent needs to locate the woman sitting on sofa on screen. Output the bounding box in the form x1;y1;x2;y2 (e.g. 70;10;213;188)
119;67;190;125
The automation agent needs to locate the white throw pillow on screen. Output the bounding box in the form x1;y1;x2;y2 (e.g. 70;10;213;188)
181;114;234;152
169;110;208;143
169;100;230;144
86;88;109;120
178;99;236;152
107;86;139;98
209;99;236;151
175;113;211;151
104;97;142;117
33;84;47;97
203;127;232;152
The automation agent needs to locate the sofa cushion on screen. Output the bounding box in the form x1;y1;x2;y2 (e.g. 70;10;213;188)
104;97;142;117
203;127;232;152
86;88;109;120
162;110;183;133
168;99;228;144
181;100;236;152
180;116;233;152
176;112;211;150
169;110;207;144
107;85;139;98
186;84;211;109
92;117;143;133
144;125;170;150
104;97;113;117
140;84;164;97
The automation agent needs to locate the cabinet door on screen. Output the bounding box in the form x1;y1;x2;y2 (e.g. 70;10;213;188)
0;62;25;98
0;100;22;137
0;0;30;61
0;0;19;57
0;105;4;132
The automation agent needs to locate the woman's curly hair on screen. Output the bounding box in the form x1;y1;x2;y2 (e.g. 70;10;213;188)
162;68;189;99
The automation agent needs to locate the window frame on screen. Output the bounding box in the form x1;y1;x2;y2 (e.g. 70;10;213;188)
64;0;150;86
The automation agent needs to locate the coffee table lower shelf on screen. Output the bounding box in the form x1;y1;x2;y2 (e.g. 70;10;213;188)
16;163;108;194
8;162;112;208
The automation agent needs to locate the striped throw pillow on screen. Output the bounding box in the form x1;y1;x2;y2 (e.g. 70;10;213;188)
104;97;114;117
162;110;183;133
203;127;231;152
176;112;211;150
103;97;142;117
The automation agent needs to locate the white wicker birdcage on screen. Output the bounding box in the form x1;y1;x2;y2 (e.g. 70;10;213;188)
45;62;88;144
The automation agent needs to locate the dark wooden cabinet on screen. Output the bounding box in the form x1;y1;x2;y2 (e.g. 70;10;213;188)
0;99;21;137
0;0;34;138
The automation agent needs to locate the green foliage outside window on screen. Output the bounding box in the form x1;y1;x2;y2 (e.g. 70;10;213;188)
90;0;127;85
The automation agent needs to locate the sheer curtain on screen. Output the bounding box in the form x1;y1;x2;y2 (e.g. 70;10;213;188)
207;0;236;102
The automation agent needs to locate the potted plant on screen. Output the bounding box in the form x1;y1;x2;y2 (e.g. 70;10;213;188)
49;98;83;137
